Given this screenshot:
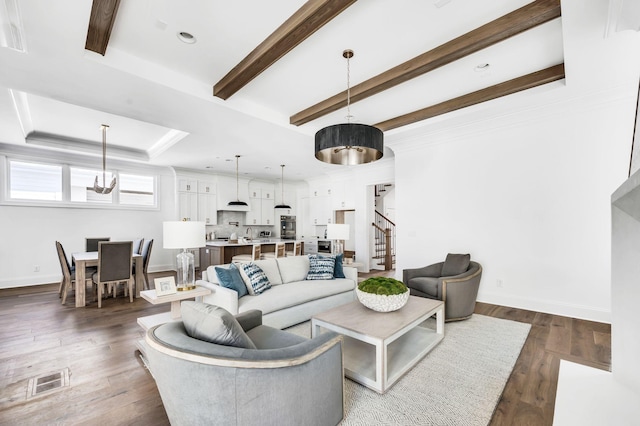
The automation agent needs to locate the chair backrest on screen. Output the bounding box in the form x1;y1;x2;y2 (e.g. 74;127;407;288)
141;239;154;272
97;241;133;282
86;237;110;252
275;242;286;258
133;238;144;255
55;241;72;279
294;241;302;256
252;244;261;260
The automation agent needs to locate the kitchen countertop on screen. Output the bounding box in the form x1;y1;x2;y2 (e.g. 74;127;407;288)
205;238;302;247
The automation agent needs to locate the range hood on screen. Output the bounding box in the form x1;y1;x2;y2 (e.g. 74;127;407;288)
218;204;249;212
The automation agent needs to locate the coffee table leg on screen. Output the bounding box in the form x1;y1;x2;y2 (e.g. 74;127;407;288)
436;305;444;335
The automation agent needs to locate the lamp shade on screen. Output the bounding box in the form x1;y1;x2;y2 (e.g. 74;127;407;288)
315;123;383;165
326;223;350;240
163;221;206;249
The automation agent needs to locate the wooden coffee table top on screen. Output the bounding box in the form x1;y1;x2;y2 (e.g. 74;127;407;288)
313;296;443;340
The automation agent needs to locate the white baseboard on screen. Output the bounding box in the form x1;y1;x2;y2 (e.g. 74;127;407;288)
477;292;611;324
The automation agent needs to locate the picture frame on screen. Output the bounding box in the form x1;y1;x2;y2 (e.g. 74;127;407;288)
154;276;177;296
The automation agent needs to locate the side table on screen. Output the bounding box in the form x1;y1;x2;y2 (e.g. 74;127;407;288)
136;286;211;365
137;286;212;331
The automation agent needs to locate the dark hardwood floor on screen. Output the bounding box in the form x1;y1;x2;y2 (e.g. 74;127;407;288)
0;272;610;426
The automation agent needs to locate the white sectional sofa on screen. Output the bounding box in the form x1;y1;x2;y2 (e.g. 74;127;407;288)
196;255;357;329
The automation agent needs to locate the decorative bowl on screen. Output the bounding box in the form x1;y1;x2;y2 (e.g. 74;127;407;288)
356;288;409;312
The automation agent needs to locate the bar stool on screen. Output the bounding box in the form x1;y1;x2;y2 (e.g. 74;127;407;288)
285;241;302;257
232;244;261;263
261;242;286;259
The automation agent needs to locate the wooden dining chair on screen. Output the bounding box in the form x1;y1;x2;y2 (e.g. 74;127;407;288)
92;241;133;308
56;241;92;305
262;242;286;259
133;238;144;255
135;239;154;290
86;237;110;252
232;244;261;262
285;241;302;257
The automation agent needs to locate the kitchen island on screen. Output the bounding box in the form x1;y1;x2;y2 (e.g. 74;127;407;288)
199;239;304;270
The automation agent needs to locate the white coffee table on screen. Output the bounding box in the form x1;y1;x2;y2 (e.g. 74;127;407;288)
312;296;444;393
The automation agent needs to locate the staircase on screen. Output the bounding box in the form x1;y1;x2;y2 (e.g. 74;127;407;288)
372;210;396;271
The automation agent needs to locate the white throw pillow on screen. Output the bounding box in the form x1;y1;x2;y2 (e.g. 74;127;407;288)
276;255;310;283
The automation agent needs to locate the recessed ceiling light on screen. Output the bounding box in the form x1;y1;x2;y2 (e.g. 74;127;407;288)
474;63;490;72
177;31;196;44
205;165;214;169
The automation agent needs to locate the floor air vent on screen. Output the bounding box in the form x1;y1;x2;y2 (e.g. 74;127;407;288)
27;368;70;399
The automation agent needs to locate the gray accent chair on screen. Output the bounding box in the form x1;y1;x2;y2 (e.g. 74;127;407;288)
403;253;482;321
145;309;344;426
92;241;133;308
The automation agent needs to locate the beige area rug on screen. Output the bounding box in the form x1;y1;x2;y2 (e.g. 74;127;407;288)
285;314;530;426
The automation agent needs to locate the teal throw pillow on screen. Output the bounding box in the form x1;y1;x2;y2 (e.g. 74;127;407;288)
306;254;336;280
320;253;345;278
215;263;248;298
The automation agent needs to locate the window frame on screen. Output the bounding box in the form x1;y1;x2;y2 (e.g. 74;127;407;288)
2;156;159;210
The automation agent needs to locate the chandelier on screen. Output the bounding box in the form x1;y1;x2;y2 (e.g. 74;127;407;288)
93;124;116;194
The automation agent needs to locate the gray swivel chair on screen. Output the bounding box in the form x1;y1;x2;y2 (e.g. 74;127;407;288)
145;303;344;426
403;253;482;321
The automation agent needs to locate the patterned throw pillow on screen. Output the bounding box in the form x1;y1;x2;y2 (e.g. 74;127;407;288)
240;262;271;295
306;254;336;280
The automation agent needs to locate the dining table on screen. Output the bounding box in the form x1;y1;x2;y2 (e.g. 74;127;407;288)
72;251;143;308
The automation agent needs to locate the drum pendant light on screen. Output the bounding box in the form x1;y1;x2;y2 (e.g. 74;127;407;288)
315;50;383;165
93;124;117;194
228;155;248;207
274;164;291;209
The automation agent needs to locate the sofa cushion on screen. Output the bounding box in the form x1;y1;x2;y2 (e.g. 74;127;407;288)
408;277;440;298
215;263;248;298
246;325;307;350
306;255;335;280
239;262;272;295
181;301;256;349
276;255;310;283
238;279;356;315
441;253;470;277
320;253;345;278
252;259;283;285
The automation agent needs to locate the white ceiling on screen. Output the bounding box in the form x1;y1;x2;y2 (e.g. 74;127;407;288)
0;0;565;180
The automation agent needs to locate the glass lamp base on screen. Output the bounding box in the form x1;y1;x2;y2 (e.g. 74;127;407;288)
176;249;196;291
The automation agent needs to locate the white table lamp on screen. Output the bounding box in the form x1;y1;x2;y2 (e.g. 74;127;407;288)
163;221;206;291
327;223;350;255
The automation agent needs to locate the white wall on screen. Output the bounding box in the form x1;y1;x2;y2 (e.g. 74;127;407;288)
392;90;634;322
0;154;177;289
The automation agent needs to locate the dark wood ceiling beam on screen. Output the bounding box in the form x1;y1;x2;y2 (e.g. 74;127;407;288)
85;0;121;56
374;63;565;132
214;0;358;100
290;0;561;126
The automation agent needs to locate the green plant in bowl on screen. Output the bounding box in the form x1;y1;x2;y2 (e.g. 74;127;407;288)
358;277;408;295
357;277;409;312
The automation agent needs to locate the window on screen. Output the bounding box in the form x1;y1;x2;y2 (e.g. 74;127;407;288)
70;167;113;203
119;173;155;206
9;161;62;201
6;159;157;208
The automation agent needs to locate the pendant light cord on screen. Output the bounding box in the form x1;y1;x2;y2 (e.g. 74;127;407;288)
235;155;240;201
101;124;108;186
344;49;353;123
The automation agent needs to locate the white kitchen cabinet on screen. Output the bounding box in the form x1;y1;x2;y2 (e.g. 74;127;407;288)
217;175;250;209
245;197;275;225
331;181;355;210
309;195;332;225
178;178;198;193
177;175;217;223
178;192;198;222
198;193;217;225
198;180;215;194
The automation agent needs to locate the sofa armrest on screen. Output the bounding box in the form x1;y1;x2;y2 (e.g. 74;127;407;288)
343;266;358;285
235;310;262;332
196;279;240;315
